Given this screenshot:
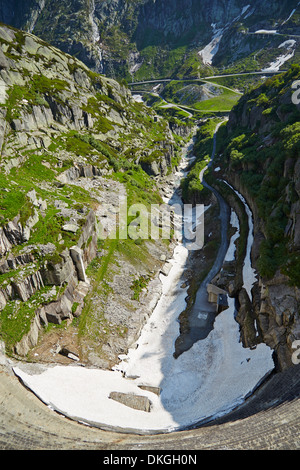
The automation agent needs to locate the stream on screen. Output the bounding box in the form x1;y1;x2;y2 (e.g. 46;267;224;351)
12;123;275;434
175;121;231;356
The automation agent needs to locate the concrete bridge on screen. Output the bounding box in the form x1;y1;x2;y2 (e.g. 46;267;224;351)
0;361;299;450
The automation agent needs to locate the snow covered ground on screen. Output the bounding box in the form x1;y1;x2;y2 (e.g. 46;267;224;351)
13;246;273;433
282;4;300;25
14;297;274;433
255;29;278;35
132;94;144;103
13;151;274;434
225;210;240;262
198;5;252;66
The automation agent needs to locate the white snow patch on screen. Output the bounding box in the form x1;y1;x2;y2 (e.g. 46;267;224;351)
282;8;297;25
241;5;251;16
223;182;257;300
198;25;224;65
262;49;295;72
279;39;296;49
132;94;144;103
152;84;161;93
11;147;274;434
255;30;278;35
225;210;240;262
244;6;255;20
261;35;297;72
198;5;255;65
130;62;144;74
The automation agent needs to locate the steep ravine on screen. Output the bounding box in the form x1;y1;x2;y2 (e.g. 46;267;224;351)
175;120;231;356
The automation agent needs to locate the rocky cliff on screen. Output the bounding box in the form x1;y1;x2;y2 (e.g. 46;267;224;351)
0;22;190;366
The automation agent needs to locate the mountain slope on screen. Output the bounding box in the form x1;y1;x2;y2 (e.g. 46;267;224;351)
1;0;299;81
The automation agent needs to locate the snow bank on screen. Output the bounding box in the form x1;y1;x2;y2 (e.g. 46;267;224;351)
14;289;273;433
279;40;296;49
255;29;278;35
262;49;295;72
222;181;257;300
282;6;298;25
198;5;253;65
132;94;144;103
262;37;297;72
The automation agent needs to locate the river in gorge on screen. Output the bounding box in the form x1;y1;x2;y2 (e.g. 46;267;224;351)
13;123;275;434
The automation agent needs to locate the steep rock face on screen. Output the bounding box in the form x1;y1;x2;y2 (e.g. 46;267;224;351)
135;0;242;40
217;67;300;370
1;0;299;79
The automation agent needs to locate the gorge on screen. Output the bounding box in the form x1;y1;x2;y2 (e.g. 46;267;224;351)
0;0;299;450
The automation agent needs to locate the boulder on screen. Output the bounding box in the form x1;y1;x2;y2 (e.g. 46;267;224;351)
44;295;73;324
160;261;172;276
14;314;43;357
41;249;75;285
62;224;79;233
11;270;44;302
109;392;151;412
138;385;161;396
70;246;87;282
59;347;80;361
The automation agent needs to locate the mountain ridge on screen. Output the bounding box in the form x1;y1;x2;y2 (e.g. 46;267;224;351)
1;0;299;81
